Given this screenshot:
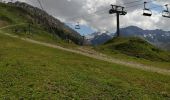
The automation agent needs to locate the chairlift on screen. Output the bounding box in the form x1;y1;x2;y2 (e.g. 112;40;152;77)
119;7;127;15
143;2;152;16
162;10;170;18
162;4;170;18
75;22;80;29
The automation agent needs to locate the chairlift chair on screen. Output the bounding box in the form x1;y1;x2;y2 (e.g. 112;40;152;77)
119;7;127;15
143;2;152;16
75;22;80;29
162;4;170;18
162;10;170;18
120;10;127;15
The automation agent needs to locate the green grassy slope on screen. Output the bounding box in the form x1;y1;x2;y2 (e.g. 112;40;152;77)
0;3;29;24
0;32;170;99
96;37;170;69
102;37;170;61
0;2;79;47
0;24;78;48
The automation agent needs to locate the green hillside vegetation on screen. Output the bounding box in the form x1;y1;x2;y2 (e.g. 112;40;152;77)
102;37;170;62
0;24;78;48
0;2;83;45
0;3;29;24
96;37;170;69
0;32;170;99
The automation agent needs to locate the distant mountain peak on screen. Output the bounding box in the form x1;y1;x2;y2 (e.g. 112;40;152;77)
86;26;170;50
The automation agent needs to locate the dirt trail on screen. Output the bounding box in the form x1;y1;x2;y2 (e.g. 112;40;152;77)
0;25;170;76
0;23;26;30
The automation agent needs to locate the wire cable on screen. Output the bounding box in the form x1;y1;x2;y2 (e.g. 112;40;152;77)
126;0;155;9
65;7;109;21
65;0;155;21
36;0;170;28
37;0;44;10
117;0;143;6
36;0;59;36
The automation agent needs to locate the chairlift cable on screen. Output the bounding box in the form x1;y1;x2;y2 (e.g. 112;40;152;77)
65;0;159;22
65;8;109;21
125;0;154;9
74;11;113;29
123;0;142;5
36;0;170;31
36;0;58;35
66;0;155;21
117;0;142;6
37;0;44;10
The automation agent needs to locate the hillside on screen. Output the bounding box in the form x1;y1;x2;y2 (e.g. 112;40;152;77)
119;26;170;50
99;37;170;62
0;30;170;99
0;2;83;45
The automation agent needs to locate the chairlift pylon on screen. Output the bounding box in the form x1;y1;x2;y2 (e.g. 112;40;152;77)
75;22;80;29
162;4;170;18
143;2;152;16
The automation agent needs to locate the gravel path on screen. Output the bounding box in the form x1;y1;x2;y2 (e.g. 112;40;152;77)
0;25;170;76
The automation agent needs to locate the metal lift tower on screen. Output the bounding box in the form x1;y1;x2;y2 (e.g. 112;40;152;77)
109;5;127;37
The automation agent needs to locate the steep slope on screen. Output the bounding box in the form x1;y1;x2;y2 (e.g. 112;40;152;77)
99;37;170;62
0;2;83;45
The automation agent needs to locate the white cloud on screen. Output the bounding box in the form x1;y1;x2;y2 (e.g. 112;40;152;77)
9;0;170;32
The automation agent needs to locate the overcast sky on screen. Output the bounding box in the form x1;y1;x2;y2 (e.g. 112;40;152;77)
6;0;170;34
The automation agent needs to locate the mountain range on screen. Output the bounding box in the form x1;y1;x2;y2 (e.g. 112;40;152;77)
86;31;112;46
87;26;170;50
